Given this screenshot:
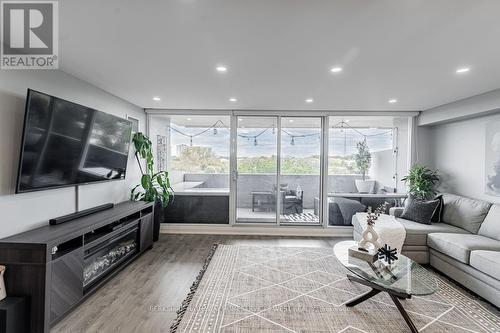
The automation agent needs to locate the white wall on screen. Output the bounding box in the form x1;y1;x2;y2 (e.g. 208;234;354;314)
415;125;433;167
420;113;500;204
370;149;395;190
419;88;500;126
0;70;145;238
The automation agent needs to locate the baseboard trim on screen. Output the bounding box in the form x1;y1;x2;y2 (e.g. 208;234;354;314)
160;224;353;237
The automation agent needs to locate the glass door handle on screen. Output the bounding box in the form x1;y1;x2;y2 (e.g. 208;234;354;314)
231;170;238;181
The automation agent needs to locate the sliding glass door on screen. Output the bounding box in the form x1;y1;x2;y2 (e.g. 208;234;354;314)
233;115;322;225
279;117;322;225
235;116;278;224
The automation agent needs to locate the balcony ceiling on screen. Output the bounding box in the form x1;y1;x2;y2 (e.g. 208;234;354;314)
165;115;397;128
60;0;500;111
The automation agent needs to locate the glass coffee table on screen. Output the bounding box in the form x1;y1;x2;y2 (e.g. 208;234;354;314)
333;241;438;333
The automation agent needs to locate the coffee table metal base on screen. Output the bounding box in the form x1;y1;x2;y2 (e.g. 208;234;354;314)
345;274;418;333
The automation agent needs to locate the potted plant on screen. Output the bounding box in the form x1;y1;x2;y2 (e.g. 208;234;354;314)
354;140;375;193
401;165;439;200
131;132;174;242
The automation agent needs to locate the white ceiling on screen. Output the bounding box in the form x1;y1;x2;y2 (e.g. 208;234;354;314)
60;0;500;111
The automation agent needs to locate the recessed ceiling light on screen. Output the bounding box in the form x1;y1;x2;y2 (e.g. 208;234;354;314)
238;118;243;122
216;66;227;72
152;96;161;101
229;97;237;102
187;118;192;121
388;99;398;104
305;98;314;103
456;67;470;74
330;66;343;73
345;119;350;123
289;119;294;123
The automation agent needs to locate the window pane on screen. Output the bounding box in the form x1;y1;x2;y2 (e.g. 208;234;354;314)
150;115;230;224
327;116;406;227
280;117;321;225
236;116;278;224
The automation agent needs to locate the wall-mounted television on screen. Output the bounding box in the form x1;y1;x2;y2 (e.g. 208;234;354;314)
16;89;133;193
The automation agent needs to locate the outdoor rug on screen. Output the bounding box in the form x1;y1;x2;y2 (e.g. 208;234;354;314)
170;244;500;333
281;212;320;224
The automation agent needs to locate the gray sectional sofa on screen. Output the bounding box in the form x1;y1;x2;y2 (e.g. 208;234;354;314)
352;193;500;308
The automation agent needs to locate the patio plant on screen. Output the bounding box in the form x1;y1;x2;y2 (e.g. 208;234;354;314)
401;165;439;200
131;132;174;207
354;140;371;180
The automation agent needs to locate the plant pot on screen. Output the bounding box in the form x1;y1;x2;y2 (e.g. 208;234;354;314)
355;179;375;194
153;202;165;242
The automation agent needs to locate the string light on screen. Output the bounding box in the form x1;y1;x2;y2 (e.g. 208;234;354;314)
331;121;393;138
282;129;319;147
168;119;392;147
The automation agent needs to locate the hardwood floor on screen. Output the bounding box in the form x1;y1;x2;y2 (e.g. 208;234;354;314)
51;234;349;333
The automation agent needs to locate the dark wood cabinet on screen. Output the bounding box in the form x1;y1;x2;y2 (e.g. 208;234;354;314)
49;248;84;323
0;201;154;333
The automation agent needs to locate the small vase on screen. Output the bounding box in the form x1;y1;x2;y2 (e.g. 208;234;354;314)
358;224;381;252
0;265;6;301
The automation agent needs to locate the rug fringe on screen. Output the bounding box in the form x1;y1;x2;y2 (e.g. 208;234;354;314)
169;243;219;333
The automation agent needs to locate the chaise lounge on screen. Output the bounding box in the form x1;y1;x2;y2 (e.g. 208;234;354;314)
352;193;500;307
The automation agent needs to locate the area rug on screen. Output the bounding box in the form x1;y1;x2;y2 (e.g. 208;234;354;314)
281;212;320;224
170;244;500;333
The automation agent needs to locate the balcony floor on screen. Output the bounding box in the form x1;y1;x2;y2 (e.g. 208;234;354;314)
236;208;320;225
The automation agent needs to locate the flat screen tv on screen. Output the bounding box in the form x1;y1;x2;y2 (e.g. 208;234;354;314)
16;89;133;193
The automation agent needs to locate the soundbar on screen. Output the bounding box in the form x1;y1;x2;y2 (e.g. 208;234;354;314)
49;203;115;225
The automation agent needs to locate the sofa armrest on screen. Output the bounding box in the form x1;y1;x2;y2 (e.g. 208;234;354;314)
389;207;404;218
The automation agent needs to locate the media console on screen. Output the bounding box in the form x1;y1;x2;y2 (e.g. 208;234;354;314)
0;201;154;333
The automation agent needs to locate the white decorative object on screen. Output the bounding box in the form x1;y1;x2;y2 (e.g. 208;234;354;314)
355;179;376;194
355;212;406;254
0;265;6;301
157;135;167;172
486;122;500;195
358;223;381;251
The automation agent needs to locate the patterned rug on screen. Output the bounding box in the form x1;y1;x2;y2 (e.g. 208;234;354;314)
171;245;500;333
281;212;320;224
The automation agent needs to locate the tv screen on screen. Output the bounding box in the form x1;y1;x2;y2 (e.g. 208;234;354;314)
16;89;133;193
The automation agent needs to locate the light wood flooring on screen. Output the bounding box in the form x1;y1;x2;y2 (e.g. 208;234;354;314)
52;234;349;333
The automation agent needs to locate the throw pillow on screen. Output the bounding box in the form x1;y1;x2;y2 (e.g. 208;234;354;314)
431;195;444;223
400;198;441;225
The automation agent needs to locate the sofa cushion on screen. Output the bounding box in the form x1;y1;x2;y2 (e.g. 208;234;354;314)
478;204;500;241
427;233;500;264
441;193;491;234
396;218;469;246
470;250;500;280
